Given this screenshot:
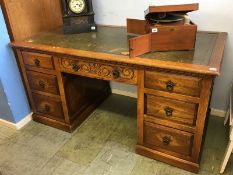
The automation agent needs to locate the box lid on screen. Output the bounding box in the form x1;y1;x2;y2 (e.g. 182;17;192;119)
145;3;199;16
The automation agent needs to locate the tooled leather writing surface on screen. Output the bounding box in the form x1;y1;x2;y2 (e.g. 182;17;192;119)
24;26;217;66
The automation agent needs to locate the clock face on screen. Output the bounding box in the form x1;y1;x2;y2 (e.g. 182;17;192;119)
69;0;86;14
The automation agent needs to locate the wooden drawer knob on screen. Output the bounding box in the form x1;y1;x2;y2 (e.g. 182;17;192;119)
39;80;45;89
112;69;120;79
44;105;50;112
34;59;40;67
164;107;173;117
163;136;170;145
72;63;80;71
166;81;175;92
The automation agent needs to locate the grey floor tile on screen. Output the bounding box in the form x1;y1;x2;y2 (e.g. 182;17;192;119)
39;155;87;175
0;122;71;175
83;141;137;175
0;125;17;139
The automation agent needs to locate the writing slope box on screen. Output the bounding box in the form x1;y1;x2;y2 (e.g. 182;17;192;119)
127;3;199;58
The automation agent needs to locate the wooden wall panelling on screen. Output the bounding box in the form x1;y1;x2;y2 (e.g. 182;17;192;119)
1;0;63;41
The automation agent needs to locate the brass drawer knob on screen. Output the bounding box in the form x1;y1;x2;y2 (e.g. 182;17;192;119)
39;80;45;89
166;81;175;92
72;63;80;71
44;105;50;112
164;107;173;117
112;69;120;79
34;59;40;67
163;136;170;145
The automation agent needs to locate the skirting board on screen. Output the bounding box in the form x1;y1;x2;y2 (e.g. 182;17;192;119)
112;89;137;98
210;108;226;118
111;88;226;118
0;112;32;130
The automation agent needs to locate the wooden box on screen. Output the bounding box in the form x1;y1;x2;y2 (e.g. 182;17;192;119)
127;3;199;57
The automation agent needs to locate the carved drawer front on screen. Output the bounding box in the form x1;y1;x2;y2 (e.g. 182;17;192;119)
32;93;64;122
145;71;201;97
145;94;198;126
60;58;137;84
27;71;59;95
144;122;194;157
22;52;54;70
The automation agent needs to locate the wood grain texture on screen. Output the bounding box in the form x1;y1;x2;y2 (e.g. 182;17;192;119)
137;70;144;145
10;29;226;76
150;24;197;52
135;144;199;173
27;71;59;95
145;70;202;97
208;32;228;75
144;115;195;133
22;52;54;70
32;93;64;122
145;3;199;14
15;49;36;111
144;88;200;104
145;94;198;126
53;57;72;124
192;78;213;163
129;33;151;58
1;0;63;41
127;19;148;35
143;122;194;157
60;57;138;85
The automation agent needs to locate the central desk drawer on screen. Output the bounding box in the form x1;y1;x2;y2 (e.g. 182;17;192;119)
145;70;201;97
144;122;194;157
60;58;137;84
145;94;198;126
27;71;59;95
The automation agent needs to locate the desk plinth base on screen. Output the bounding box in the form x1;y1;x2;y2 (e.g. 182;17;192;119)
135;144;199;173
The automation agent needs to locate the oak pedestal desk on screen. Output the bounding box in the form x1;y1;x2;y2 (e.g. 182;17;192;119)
11;26;227;173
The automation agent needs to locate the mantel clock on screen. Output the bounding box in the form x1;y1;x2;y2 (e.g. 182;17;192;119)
61;0;97;34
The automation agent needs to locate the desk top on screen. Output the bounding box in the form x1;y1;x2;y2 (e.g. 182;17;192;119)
11;26;227;76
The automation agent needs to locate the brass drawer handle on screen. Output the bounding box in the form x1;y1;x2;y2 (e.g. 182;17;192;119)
72;63;80;71
44;105;50;112
163;136;170;145
166;81;175;92
34;59;40;67
39;80;45;89
164;107;173;117
112;69;120;79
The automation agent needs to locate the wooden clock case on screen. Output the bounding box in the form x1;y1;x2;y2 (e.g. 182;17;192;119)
61;0;97;34
127;3;199;57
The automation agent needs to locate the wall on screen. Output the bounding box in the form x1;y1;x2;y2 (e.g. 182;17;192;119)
93;0;233;110
0;7;31;123
0;79;14;122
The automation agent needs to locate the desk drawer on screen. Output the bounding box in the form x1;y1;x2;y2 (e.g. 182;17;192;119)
32;93;64;122
27;71;59;95
22;52;54;70
145;94;198;126
144;122;194;157
60;58;137;84
145;71;201;97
